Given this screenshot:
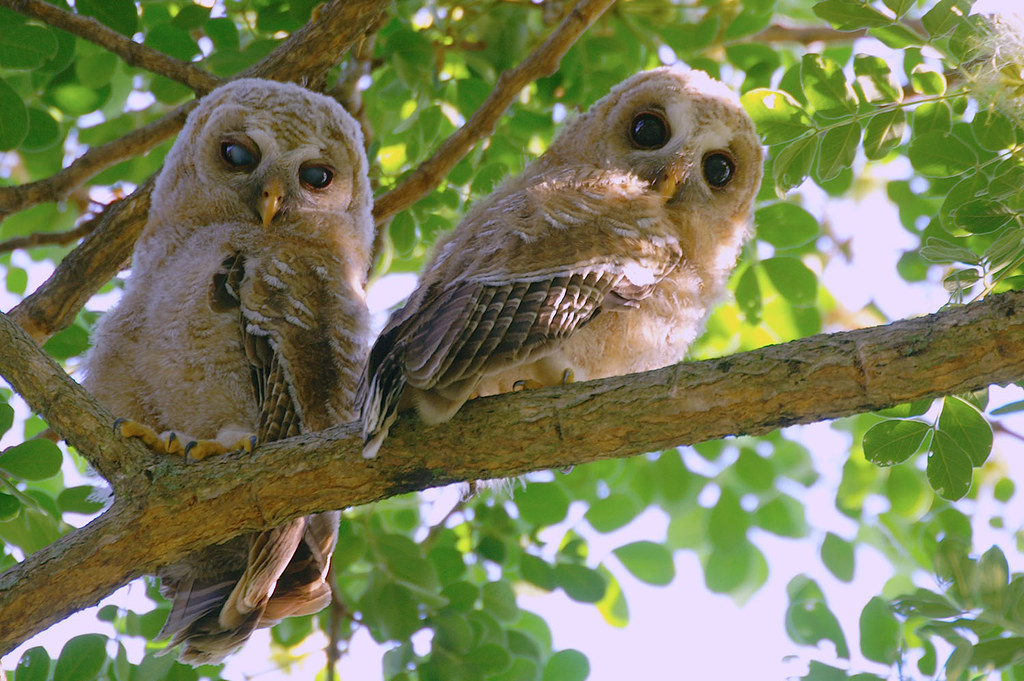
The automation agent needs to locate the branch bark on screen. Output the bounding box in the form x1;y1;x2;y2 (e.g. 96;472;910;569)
5;0;392;345
3;290;1024;653
1;0;222;94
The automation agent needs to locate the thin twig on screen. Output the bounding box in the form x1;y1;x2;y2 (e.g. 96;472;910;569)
1;0;222;94
0;217;96;254
370;0;618;227
0;105;194;221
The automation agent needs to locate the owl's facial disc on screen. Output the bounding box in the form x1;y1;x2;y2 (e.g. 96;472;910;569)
259;176;286;227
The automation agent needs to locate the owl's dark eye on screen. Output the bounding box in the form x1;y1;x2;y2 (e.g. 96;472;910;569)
703;152;735;188
299;165;333;189
220;141;256;170
629;111;670;149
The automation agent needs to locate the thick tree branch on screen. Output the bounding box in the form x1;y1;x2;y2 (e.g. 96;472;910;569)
1;0;222;94
370;0;617;227
5;0;392;345
4;291;1024;652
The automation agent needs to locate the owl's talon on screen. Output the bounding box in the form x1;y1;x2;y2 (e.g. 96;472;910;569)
560;369;575;386
112;417;126;434
512;379;544;392
232;435;258;453
183;440;230;462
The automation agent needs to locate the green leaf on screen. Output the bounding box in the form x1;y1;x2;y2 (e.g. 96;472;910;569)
14;646;50;681
520;553;557;591
708;488;748;551
0;403;13;437
58;486;107;515
910;65;946;95
542;650;589;681
467;643;513;675
369;582;421;641
0;77;28;151
859;597;899;664
821;532;854;582
0;493;19;522
975;545;1009;609
922;0;973;37
756;202;820;249
54;633;107;681
77;0;138;35
785;577;850;658
772;135;818;192
74;49;119;89
734;448;775;491
927;431;974;500
21;108;61;152
762;256;818;306
892;588;961;618
971;638;1024;669
908;131;977;177
913;100;952;136
801;54;858;118
863;109;905;159
734;264;762;324
883;0;915;17
553;563;606;603
755;495;807;538
482;581;518;622
938;396;992;466
0;24;58;69
613;541;675;586
584;493;639;533
863;419;929;466
145;23;200;61
854;55;903;105
951;198;1014;234
815;121;861;182
515;482;570;527
741;89;814;145
0;439;63;480
43;323;91;360
813;0;893;30
972;109;1017;151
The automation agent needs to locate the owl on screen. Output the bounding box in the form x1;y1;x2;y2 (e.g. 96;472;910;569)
359;67;762;458
83;78;373;664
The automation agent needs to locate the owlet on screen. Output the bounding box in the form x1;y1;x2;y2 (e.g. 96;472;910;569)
359;67;762;458
83;78;373;664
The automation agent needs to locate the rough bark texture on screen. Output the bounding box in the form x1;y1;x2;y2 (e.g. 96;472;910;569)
2;291;1024;652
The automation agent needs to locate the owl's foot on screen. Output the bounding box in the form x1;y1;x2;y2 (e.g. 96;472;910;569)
114;419;257;461
114;419;187;456
183;435;257;461
512;379;544;391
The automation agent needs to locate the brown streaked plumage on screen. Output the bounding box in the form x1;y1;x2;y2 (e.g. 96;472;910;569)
359;67;763;458
83;79;373;664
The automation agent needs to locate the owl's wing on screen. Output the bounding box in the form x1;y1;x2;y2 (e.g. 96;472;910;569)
210;253;303;442
157;253;339;652
360;252;680;457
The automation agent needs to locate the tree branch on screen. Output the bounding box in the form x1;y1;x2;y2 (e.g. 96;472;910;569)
0;106;192;221
4;290;1024;653
370;0;617;227
1;0;222;94
0;219;95;255
5;0;392;345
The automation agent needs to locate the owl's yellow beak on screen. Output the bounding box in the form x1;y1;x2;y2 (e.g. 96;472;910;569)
258;176;286;227
658;163;687;200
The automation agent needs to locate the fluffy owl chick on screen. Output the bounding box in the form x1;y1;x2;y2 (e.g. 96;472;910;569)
360;67;762;458
83;78;373;664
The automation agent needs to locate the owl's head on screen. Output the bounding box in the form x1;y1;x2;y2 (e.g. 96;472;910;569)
147;78;372;252
543;66;763;230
